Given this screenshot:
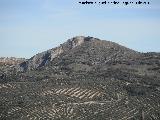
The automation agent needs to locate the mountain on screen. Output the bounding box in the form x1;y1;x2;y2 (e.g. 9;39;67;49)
18;36;140;71
0;36;160;120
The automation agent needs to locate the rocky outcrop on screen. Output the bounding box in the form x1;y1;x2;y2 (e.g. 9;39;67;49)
17;36;96;71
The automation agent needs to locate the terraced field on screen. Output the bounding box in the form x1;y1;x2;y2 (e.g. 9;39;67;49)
42;87;103;100
0;77;160;120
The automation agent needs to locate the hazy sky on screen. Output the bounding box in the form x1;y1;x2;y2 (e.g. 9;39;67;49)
0;0;160;58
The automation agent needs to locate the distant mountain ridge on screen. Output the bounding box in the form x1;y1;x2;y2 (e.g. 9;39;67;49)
0;57;25;66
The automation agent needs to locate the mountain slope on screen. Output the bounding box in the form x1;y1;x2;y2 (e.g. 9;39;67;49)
18;36;140;71
0;36;160;120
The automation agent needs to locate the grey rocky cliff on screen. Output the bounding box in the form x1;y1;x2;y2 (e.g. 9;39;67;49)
18;36;92;71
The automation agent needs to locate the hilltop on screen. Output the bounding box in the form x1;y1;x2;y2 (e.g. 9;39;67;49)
18;36;140;71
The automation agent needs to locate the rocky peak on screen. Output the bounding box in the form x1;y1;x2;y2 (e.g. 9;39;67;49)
66;36;97;49
17;36;96;71
17;36;139;71
71;36;86;48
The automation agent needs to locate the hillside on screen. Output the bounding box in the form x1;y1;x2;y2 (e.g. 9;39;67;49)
0;36;160;120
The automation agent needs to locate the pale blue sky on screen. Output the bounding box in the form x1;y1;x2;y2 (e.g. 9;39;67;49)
0;0;160;58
